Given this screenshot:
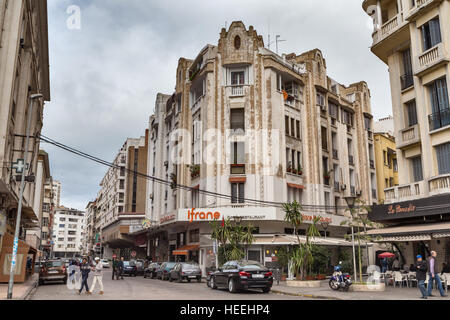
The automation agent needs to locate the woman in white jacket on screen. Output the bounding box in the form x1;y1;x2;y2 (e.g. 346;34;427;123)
89;257;104;295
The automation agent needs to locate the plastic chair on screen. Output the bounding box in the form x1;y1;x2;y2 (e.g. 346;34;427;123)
393;271;407;287
408;272;417;288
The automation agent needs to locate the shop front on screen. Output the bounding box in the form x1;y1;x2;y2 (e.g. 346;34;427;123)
369;194;450;268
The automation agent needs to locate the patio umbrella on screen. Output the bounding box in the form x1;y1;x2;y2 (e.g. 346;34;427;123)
378;252;395;259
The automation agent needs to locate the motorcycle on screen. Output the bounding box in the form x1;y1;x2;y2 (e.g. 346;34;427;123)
329;262;352;292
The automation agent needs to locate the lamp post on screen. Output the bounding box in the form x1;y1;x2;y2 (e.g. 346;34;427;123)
345;196;358;283
7;93;43;299
321;221;329;238
359;212;370;269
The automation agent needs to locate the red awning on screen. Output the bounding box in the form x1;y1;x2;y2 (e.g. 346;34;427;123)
229;177;247;183
287;183;306;190
173;244;199;256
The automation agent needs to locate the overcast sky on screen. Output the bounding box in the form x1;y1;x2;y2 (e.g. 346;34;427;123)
43;0;391;211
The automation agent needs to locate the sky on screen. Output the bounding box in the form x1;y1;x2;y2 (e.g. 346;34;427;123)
43;0;391;211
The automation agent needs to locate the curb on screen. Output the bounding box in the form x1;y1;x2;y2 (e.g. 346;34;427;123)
271;289;343;300
21;280;38;300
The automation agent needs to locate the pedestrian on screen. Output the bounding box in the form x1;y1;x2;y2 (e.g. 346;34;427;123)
79;258;91;295
112;257;117;280
117;257;124;280
392;257;400;271
427;251;448;298
381;257;388;273
415;255;428;299
89;257;104;295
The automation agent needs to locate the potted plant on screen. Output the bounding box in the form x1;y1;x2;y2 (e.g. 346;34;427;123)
297;165;303;176
189;164;200;179
323;170;332;179
170;173;177;190
292;168;298;175
287;163;292;173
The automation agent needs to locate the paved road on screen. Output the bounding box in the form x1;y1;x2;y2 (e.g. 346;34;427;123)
31;270;308;300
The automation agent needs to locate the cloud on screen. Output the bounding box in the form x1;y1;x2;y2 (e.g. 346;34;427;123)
43;0;392;210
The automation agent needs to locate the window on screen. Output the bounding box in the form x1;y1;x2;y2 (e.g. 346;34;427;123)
291;118;295;137
321;127;328;150
189;229;200;243
342;109;353;126
296;120;300;139
42;232;47;239
59;224;65;228
68;231;76;236
364;116;371;131
230;109;245;131
60;218;66;222
401;49;414;90
421;17;441;51
436;142;450;175
58;238;64;242
192;189;199;207
42;218;48;227
285;116;290;135
411;156;423;182
230;142;245;165
231;183;245;203
231;71;245;86
428;78;450;131
234;36;241;50
406;100;418;127
329;102;338;119
316;93;325;106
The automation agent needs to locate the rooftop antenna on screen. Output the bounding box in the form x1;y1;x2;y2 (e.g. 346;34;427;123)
275;35;286;55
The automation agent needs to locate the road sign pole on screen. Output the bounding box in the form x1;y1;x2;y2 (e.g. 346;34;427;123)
7;94;42;299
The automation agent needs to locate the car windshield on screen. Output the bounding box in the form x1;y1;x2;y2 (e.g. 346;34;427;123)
182;263;199;270
165;263;176;268
123;261;130;267
239;261;265;270
46;261;62;268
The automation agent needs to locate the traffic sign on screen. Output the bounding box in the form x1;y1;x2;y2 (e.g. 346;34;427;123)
131;251;137;258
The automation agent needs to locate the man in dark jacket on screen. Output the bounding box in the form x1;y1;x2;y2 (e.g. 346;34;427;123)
415;255;428;299
78;258;91;295
112;257;117;280
116;257;124;280
427;251;448;297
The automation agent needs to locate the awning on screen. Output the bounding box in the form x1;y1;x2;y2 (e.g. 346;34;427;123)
173;244;199;256
287;183;306;190
365;222;450;242
251;234;359;247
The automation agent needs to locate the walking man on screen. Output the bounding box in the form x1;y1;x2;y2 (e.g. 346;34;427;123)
90;257;104;295
427;251;448;298
117;257;124;280
112;257;117;280
78;258;91;295
415;255;428;299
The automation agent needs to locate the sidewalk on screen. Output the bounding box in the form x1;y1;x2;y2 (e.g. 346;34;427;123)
271;280;450;300
0;273;39;300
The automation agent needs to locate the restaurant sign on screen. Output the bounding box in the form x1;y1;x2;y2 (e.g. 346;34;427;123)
387;204;416;215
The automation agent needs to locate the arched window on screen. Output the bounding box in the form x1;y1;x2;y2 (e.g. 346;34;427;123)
234;35;241;50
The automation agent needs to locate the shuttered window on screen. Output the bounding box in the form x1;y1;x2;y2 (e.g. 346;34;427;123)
422;17;442;51
230;109;245;131
436;142;450;175
406;100;418;127
411;156;423;182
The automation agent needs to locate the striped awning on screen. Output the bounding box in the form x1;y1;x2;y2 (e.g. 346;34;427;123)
173;244;199;256
365;222;450;242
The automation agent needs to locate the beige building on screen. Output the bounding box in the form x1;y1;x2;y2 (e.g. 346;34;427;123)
363;0;450;266
142;21;376;274
0;0;50;282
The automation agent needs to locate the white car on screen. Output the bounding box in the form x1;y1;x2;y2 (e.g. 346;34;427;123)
100;259;110;268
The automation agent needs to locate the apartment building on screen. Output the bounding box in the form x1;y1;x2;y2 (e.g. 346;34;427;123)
51;207;84;258
52;180;61;208
363;0;450;266
143;21;376;274
93;136;148;259
0;0;50;283
373;117;399;203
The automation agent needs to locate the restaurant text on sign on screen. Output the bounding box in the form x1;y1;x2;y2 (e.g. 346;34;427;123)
301;214;332;224
387;204;416;215
188;208;221;223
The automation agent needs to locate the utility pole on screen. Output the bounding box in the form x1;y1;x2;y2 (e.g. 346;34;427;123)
275;35;286;55
7;93;43;299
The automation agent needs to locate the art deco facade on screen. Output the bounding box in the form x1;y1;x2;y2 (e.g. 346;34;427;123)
143;22;376;274
0;0;50;282
363;0;450;266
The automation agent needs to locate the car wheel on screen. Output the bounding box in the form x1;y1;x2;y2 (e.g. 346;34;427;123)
39;279;44;286
63;278;67;285
210;277;217;289
187;278;191;283
228;278;238;293
262;287;271;293
169;275;173;282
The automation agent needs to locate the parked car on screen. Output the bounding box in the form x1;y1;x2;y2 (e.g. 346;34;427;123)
34;261;44;273
207;260;273;293
100;259;110;268
144;262;161;279
169;262;202;283
156;262;176;280
122;261;138;277
39;260;67;285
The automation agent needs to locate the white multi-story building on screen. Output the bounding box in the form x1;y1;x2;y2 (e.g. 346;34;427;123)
52;180;61;208
52;207;85;258
142;22;376;274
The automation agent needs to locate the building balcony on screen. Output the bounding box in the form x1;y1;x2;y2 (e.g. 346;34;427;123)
416;43;449;77
397;124;421;149
429;174;450;196
429;108;450;132
384;181;425;203
230;85;244;97
406;0;442;21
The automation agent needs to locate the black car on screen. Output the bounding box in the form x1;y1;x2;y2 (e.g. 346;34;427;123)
122;261;138;277
207;260;273;293
144;262;161;279
169;262;202;283
156;262;176;280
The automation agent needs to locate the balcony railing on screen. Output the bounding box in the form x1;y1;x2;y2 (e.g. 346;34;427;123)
332;149;338;160
384;182;423;203
429;108;450;132
398;124;420;148
417;44;445;74
400;74;414;90
429;174;450;195
231;85;244;97
381;14;399;37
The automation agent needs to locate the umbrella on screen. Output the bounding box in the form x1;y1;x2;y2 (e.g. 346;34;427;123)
378;252;395;259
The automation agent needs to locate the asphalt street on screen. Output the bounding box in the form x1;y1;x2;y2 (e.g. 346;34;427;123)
30;270;309;300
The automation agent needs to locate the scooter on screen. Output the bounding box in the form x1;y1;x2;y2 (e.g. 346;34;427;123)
329;262;352;292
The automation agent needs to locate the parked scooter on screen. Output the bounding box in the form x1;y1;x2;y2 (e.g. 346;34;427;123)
329;262;352;292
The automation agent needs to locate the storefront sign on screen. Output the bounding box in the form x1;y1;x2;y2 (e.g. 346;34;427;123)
387;204;416;215
178;207;277;222
142;219;152;229
301;214;332;224
188;208;221;223
160;214;176;224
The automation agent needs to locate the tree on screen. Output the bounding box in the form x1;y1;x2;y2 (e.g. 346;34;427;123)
340;198;374;283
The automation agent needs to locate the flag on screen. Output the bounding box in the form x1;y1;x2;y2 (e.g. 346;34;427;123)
282;90;288;101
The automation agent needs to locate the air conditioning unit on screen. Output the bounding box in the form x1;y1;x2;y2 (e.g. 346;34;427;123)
340;184;347;191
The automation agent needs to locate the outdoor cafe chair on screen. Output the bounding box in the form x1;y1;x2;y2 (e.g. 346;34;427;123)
408;272;417;288
393;271;408;287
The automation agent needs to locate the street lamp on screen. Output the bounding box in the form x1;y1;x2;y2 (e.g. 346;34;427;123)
344;196;358;283
7;93;43;299
320;221;329;238
232;216;243;225
359;211;370;270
